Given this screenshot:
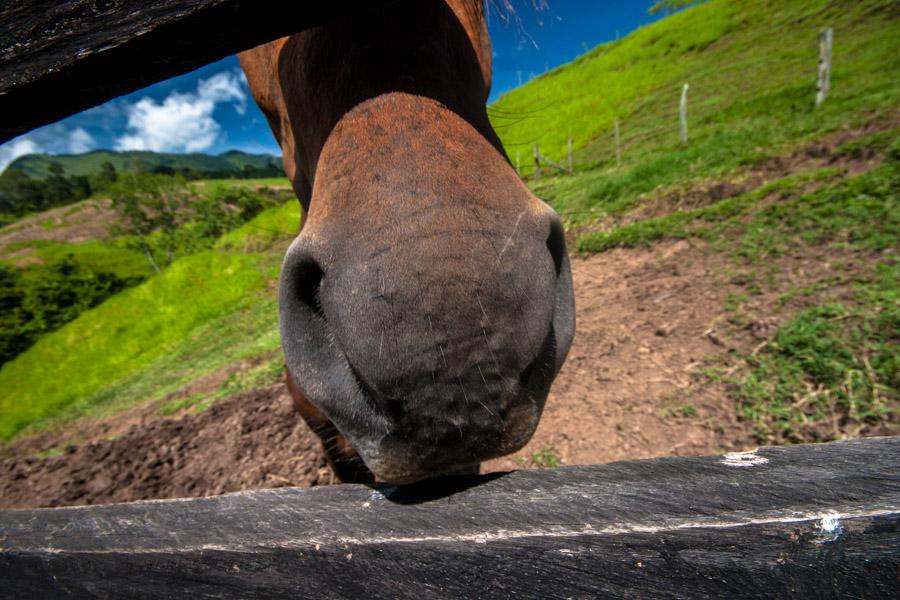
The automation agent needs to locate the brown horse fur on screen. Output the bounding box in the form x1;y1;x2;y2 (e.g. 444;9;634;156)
240;0;575;484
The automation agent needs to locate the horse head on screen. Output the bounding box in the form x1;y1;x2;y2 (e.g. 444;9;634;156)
240;0;574;483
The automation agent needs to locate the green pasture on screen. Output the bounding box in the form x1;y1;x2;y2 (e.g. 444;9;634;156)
491;0;899;226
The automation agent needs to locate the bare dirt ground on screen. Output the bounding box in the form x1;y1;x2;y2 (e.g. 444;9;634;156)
0;199;116;262
1;385;329;508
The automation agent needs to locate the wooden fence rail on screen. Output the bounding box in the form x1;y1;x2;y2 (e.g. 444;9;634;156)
1;436;897;598
0;0;389;144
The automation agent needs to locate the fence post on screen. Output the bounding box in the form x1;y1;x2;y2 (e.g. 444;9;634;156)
816;27;833;107
614;117;622;165
679;83;689;145
533;143;541;179
567;137;573;173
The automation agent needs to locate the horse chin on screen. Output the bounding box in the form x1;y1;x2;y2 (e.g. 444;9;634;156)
370;463;481;486
364;414;539;485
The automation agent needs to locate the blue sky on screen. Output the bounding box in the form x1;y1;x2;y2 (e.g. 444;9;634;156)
0;1;660;170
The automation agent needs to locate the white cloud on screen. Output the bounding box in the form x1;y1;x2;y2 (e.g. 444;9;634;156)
116;70;247;152
68;127;95;153
199;70;247;114
0;137;41;171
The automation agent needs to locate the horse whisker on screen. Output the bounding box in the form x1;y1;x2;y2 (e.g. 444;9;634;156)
477;364;489;388
497;210;525;263
457;377;470;405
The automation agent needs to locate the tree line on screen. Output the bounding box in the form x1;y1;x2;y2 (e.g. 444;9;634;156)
0;160;283;226
0;162;107;225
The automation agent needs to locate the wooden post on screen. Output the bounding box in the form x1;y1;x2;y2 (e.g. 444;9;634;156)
567;137;573;173
679;82;689;145
816;27;833;107
614;116;622;165
533;143;541;179
1;438;898;598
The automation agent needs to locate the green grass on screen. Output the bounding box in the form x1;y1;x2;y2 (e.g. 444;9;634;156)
157;393;210;416
727;162;897;441
215;199;300;252
734;261;898;443
6;239;154;281
490;0;900;226
191;177;291;189
575;169;808;252
577;161;897;254
0;199;300;441
579;157;898;442
156;355;284;416
835;127;900;159
515;447;563;468
657;403;699;418
735;164;899;259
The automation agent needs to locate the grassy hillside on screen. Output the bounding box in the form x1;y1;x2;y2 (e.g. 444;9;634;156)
0;177;293;368
0;199;299;441
7;150;281;180
490;0;899;225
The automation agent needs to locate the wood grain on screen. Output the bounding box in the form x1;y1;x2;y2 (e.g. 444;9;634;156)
0;0;388;143
1;437;897;598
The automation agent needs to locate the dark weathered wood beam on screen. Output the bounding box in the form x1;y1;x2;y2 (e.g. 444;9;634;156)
1;437;898;598
0;0;390;144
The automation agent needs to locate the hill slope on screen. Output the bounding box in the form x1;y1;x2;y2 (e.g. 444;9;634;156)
7;149;281;179
0;199;298;441
489;0;899;223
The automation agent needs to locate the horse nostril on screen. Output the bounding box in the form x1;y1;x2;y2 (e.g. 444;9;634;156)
293;258;325;319
546;215;566;277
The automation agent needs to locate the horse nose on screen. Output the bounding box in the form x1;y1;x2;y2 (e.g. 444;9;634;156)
546;210;567;278
278;202;575;484
287;252;325;320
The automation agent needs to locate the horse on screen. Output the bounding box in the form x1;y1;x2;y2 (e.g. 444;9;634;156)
239;0;574;484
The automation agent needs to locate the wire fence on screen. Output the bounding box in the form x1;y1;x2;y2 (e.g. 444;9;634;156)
488;26;836;183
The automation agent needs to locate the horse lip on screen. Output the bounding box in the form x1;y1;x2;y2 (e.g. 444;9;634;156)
375;462;481;485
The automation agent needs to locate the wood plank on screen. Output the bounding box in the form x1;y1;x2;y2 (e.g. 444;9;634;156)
1;437;898;598
0;0;388;144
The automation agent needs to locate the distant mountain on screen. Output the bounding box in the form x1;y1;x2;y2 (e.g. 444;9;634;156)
6;149;283;179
